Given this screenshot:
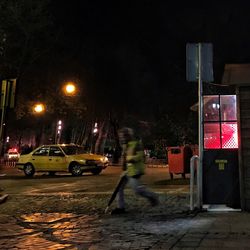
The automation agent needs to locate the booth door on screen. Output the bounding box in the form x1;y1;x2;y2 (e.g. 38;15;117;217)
203;150;240;208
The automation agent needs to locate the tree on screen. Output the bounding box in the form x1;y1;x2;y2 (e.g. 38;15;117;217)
0;0;64;147
0;0;55;78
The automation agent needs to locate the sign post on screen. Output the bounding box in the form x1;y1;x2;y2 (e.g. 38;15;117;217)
186;43;213;209
197;43;203;209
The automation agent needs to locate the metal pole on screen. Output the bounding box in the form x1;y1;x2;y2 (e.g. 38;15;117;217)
0;81;7;156
190;155;199;211
198;43;203;209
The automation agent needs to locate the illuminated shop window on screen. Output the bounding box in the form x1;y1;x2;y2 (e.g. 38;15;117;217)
203;95;238;149
204;123;221;149
204;95;220;122
221;122;238;149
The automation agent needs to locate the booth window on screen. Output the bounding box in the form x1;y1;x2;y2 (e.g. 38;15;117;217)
203;95;238;149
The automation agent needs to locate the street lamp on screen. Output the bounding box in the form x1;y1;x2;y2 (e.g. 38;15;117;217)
63;82;77;96
33;103;45;114
61;81;79;144
32;103;45;147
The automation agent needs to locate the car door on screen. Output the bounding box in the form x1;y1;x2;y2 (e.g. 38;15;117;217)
48;146;67;171
31;146;50;171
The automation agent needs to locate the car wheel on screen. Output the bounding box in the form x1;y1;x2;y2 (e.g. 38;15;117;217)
70;163;83;176
91;168;102;175
23;163;35;177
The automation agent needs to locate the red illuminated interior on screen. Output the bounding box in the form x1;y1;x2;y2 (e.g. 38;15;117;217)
204;123;238;149
203;95;238;150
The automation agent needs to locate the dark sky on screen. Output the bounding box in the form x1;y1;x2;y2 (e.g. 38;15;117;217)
44;1;250;122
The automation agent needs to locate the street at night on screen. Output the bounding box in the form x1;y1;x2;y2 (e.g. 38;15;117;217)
1;1;250;249
0;164;188;215
0;165;249;249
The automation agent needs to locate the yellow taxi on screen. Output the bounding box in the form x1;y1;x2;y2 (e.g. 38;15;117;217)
16;144;109;177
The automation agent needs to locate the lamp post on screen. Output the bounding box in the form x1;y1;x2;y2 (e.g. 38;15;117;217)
60;81;78;143
33;103;45;147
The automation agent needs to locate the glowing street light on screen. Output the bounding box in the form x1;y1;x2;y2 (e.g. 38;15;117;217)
33;103;45;114
63;82;77;96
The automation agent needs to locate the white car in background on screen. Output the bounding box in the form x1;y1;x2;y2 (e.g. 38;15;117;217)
4;148;20;161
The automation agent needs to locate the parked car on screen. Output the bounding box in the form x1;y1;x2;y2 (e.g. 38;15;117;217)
4;148;20;161
16;144;109;177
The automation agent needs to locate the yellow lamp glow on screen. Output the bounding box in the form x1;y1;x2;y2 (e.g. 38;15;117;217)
64;82;76;95
33;103;45;113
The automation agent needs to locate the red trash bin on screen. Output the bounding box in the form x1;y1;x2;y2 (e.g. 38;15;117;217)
167;145;193;179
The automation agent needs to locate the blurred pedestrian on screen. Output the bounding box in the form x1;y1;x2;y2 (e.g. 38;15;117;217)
111;127;159;214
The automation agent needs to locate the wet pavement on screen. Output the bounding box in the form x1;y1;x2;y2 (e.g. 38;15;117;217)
0;165;250;249
1;190;250;249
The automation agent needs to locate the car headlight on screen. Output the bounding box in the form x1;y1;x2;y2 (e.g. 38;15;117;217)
101;157;108;162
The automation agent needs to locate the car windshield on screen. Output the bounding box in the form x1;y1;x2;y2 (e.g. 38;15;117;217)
60;145;86;155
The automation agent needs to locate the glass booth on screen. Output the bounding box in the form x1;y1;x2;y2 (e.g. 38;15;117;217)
203;95;240;208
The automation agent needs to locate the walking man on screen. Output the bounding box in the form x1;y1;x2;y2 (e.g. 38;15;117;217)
111;127;159;214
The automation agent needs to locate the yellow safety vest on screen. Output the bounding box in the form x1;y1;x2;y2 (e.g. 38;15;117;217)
126;140;145;177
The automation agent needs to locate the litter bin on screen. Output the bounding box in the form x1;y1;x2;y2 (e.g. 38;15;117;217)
167;145;193;179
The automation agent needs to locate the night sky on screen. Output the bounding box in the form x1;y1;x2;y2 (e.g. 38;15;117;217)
46;2;250;120
4;1;250;136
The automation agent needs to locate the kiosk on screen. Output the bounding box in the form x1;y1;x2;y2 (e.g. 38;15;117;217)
202;95;240;208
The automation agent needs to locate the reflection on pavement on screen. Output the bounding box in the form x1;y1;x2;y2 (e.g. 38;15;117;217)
20;213;76;223
0;213;102;249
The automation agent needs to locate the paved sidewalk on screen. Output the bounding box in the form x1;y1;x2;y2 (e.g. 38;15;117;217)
0;190;250;249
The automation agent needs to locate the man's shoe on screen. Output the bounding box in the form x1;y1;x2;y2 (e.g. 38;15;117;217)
111;208;126;215
0;194;8;204
150;197;159;207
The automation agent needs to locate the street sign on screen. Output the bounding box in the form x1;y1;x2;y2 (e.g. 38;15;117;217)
0;79;17;109
186;43;214;82
9;79;16;108
0;80;7;109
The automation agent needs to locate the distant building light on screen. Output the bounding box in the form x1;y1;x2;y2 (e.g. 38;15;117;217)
93;122;98;134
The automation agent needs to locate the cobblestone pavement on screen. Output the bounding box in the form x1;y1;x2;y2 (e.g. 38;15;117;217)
0;189;190;249
1;164;250;249
1;190;250;249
